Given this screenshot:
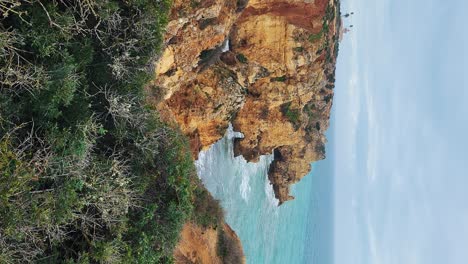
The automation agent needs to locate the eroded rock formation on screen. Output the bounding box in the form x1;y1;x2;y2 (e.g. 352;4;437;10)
152;0;341;204
173;222;245;264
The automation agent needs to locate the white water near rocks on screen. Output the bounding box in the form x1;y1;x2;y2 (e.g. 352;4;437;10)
195;125;333;263
221;39;230;53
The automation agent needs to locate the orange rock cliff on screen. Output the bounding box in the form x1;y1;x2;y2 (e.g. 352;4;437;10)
174;222;245;264
151;0;342;204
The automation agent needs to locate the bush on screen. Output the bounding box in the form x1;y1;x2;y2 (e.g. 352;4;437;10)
281;102;301;130
191;180;224;228
309;31;323;42
293;46;304;52
0;0;206;263
271;75;288;82
236;53;248;64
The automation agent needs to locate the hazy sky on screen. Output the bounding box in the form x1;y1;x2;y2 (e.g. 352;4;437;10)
333;0;468;263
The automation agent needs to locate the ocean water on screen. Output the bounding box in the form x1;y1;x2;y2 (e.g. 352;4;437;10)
196;126;333;264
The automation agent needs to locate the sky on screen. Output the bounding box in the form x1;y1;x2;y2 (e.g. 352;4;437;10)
333;0;468;263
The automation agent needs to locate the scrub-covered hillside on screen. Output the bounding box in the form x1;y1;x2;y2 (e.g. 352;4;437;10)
0;1;239;263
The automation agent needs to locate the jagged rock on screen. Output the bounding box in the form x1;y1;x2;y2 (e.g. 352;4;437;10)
152;0;341;204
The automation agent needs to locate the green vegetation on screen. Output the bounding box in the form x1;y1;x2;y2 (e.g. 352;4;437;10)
293;46;304;52
199;48;217;63
325;3;336;22
191;180;224;229
309;3;336;44
309;7;329;43
271;75;288;82
281;102;301;130
0;1;226;263
236;53;248;64
308;31;324;43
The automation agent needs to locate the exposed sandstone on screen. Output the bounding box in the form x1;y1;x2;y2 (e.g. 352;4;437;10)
174;222;245;264
153;0;341;204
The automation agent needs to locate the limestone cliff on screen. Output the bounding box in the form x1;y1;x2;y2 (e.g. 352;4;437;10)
152;0;341;204
174;222;245;264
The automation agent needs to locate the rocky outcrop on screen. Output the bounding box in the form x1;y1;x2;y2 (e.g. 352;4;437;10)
152;0;341;204
174;222;245;264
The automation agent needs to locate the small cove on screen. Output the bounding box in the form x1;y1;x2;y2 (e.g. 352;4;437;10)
196;125;334;264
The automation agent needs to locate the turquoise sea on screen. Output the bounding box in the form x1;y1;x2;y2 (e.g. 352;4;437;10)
196;126;334;264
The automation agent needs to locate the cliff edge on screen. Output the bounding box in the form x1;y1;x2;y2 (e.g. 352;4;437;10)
174;222;245;264
151;0;341;204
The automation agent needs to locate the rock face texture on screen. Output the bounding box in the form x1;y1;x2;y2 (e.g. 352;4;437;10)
173;222;245;264
153;0;341;204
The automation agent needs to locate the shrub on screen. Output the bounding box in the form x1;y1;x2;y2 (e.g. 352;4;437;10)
0;1;230;263
271;75;288;82
191;180;224;228
198;45;225;71
309;31;323;42
236;53;248;64
0;0;203;263
281;102;301;130
293;46;304;52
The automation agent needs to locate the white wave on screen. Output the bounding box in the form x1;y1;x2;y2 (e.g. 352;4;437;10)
195;150;206;178
221;39;230;53
239;170;251;202
196;122;277;210
226;123;244;140
261;156;279;209
264;180;278;208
